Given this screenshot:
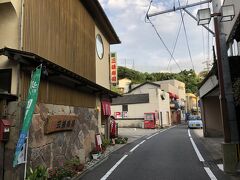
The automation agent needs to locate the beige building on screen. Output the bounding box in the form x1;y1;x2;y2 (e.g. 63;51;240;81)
0;0;120;179
154;79;186;119
111;82;171;128
118;78;132;94
186;93;199;115
155;79;186;102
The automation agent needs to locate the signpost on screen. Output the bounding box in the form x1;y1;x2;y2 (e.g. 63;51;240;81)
13;65;42;176
110;53;117;84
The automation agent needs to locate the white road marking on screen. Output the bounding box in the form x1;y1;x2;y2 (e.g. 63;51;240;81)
100;154;128;180
101;126;178;180
130;144;140;152
139;140;146;144
146;125;176;140
189;136;205;162
188;129;191;137
150;133;158;138
188;129;218;180
204;167;218;180
146;134;156;139
217;164;224;171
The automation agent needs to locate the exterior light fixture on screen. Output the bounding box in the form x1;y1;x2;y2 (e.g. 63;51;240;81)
220;4;235;22
197;8;211;25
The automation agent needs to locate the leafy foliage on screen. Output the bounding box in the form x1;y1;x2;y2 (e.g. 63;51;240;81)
48;156;84;179
48;166;76;179
115;136;128;144
111;85;122;94
118;66;201;94
26;165;48;180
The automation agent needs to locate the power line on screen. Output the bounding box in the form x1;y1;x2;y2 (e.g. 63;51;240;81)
167;14;184;70
145;0;182;72
177;0;195;71
202;27;206;61
148;19;182;71
207;2;210;62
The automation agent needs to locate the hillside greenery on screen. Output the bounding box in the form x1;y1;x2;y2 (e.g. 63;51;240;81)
118;66;201;94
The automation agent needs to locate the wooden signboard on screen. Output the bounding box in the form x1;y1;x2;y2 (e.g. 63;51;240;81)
44;115;78;134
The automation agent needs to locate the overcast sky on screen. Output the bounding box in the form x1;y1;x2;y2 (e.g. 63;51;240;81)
98;0;216;73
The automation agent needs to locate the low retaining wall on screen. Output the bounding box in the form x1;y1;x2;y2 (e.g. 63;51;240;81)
116;120;144;128
4;102;98;179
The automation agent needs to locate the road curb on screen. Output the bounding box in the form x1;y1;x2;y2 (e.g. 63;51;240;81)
72;129;163;179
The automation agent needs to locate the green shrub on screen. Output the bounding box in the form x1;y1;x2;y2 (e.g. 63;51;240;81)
26;165;48;180
102;138;111;148
64;156;84;172
48;166;75;180
115;137;128;144
48;156;84;179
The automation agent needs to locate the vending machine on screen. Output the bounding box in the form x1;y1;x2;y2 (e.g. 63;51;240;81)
144;113;157;129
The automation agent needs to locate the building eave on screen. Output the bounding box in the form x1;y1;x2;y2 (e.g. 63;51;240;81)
0;47;120;99
80;0;121;44
128;82;160;93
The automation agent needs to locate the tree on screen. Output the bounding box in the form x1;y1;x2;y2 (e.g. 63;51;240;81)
117;67;201;94
198;70;209;80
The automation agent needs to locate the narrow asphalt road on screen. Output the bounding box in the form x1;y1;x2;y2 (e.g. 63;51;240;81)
79;125;229;180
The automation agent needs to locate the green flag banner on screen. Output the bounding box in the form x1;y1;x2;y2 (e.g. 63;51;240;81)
13;65;42;167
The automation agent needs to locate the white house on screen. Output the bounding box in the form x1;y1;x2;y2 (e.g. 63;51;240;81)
111;82;171;128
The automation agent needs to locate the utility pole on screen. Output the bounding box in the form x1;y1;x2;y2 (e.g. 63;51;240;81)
212;0;239;143
148;0;240;173
212;0;239;173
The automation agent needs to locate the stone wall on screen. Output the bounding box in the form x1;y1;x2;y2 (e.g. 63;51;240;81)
4;102;98;179
29;103;98;168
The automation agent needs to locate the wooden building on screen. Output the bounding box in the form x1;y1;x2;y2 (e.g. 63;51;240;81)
0;0;120;179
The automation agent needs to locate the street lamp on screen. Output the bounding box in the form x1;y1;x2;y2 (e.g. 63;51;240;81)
196;3;237;144
197;2;239;173
197;4;235;24
197;8;211;25
220;4;235;22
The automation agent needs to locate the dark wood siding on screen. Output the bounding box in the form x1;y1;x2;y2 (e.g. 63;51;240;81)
22;0;97;107
23;0;95;81
20;71;96;107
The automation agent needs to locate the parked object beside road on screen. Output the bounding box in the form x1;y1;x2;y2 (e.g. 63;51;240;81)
188;116;203;129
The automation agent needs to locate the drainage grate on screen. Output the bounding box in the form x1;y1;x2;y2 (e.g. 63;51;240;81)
203;159;223;168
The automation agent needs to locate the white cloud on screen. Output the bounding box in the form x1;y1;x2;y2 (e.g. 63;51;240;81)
98;0;214;73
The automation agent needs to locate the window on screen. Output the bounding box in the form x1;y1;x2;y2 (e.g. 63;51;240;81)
96;34;104;59
122;104;128;111
0;69;12;93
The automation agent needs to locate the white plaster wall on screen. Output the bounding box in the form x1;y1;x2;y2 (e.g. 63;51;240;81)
129;84;171;125
155;80;186;101
95;26;110;89
0;1;21;95
111;102;157;119
118;78;131;93
158;89;171;126
116;120;143;128
111;84;171;126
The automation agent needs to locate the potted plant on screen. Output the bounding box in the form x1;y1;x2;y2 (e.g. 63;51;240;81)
90;148;101;160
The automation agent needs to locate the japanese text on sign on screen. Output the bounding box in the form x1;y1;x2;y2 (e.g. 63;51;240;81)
44;115;78;134
110;53;117;84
